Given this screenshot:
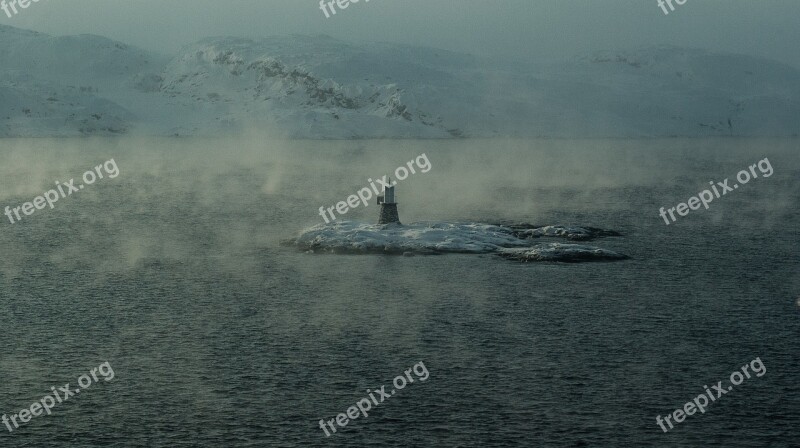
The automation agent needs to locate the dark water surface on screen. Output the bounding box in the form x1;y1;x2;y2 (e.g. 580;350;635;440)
0;138;798;447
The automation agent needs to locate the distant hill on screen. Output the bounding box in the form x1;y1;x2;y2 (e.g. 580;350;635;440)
0;24;798;138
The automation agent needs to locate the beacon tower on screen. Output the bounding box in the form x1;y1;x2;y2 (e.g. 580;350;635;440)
377;179;401;225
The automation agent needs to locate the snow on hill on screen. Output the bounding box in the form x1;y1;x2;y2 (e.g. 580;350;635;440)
155;36;451;138
542;47;800;136
0;72;132;137
0;24;160;136
0;24;798;138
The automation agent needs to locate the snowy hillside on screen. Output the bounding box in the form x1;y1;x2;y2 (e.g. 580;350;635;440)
0;24;798;138
0;24;160;136
0;72;132;137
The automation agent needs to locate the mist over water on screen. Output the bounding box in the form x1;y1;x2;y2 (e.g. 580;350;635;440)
2;0;799;444
0;137;798;446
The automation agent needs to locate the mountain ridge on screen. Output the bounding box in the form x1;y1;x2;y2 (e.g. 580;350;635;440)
0;24;797;138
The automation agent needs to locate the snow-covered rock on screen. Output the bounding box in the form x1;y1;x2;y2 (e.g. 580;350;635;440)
288;221;628;263
498;245;629;263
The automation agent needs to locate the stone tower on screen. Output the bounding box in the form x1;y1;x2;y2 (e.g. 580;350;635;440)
377;179;401;225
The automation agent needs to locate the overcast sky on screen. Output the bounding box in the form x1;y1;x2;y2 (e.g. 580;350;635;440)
4;0;800;68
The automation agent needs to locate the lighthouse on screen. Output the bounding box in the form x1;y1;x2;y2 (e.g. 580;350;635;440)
376;179;401;225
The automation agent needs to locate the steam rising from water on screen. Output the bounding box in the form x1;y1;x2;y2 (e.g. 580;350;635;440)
0;135;797;447
0;135;796;279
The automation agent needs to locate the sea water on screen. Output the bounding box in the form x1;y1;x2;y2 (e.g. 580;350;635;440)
0;137;797;447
